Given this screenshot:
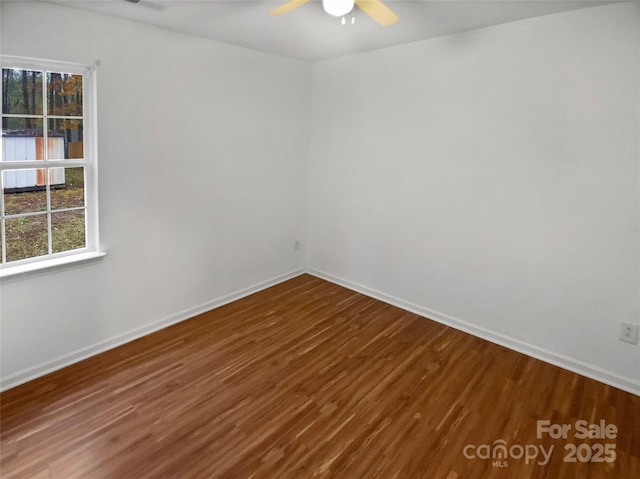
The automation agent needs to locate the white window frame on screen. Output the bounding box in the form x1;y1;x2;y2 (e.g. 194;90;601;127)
0;55;104;278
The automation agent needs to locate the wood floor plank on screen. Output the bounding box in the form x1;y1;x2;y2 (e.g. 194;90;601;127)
1;274;638;478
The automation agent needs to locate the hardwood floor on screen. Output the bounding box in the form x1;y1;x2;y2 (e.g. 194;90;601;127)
1;274;638;478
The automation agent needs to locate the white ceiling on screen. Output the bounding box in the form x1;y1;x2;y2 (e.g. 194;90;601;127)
48;0;621;61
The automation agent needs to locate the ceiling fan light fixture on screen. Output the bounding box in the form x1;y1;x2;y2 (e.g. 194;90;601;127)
323;0;354;18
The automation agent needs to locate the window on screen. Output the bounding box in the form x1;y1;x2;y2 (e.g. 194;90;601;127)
1;56;102;276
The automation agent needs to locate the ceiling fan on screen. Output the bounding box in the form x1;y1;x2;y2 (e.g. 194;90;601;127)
270;0;399;27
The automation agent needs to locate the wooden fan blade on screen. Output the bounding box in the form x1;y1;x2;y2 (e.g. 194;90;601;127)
355;0;399;26
269;0;312;16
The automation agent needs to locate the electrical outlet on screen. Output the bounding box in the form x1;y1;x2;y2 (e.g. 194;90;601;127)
294;239;300;252
619;322;639;345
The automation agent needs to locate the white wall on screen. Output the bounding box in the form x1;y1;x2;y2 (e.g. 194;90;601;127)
2;1;639;395
307;3;640;392
0;1;311;388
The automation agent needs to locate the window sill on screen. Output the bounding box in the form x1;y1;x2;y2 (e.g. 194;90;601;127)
0;251;106;279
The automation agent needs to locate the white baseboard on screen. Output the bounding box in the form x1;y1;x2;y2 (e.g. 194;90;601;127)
307;268;640;397
0;269;305;392
5;267;638;397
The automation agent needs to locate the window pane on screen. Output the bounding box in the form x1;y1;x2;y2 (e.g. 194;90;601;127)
2;119;45;161
51;167;84;210
47;72;82;117
2;68;43;115
3;170;47;214
5;214;48;262
52;210;85;253
47;119;83;159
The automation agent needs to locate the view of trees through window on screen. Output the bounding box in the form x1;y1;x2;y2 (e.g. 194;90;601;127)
1;66;87;264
